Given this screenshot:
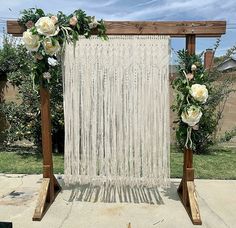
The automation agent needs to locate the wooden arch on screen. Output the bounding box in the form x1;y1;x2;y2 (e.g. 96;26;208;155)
7;20;226;225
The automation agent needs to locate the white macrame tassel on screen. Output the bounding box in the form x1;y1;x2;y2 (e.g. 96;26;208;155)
63;35;170;188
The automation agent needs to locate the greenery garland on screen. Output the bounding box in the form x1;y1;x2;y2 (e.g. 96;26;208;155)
172;50;210;150
19;8;107;88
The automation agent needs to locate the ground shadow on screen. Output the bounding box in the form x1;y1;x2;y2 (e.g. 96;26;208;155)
160;180;181;202
61;181;164;205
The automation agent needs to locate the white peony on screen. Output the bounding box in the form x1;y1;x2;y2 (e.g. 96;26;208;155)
181;106;202;127
35;17;59;36
22;29;40;52
43;38;60;56
190;84;208;103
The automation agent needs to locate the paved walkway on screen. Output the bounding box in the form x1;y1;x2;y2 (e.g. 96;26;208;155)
0;174;235;228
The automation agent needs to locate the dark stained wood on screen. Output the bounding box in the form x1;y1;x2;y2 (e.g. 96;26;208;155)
177;35;202;225
7;21;25;37
105;21;226;37
31;87;61;221
186;35;196;55
178;146;202;225
40;87;53;175
40;87;54;201
7;20;226;37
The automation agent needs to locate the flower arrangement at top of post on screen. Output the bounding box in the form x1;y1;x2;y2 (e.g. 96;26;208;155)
172;50;210;150
19;8;107;87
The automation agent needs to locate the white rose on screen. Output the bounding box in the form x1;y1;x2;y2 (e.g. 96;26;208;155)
22;29;40;52
190;84;208;103
35;17;59;36
181;106;202;127
43;38;60;56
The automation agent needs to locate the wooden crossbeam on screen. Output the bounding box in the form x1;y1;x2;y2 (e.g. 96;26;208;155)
7;20;226;37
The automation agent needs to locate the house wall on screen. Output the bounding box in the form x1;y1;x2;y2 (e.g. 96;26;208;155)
217;81;236;135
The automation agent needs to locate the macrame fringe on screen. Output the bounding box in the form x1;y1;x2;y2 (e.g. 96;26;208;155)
63;35;170;188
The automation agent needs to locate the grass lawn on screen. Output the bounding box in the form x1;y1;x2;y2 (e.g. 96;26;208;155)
0;146;235;179
0;150;64;174
171;147;236;179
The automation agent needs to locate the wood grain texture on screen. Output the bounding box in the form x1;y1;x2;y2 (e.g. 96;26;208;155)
32;178;50;221
31;87;61;221
32;175;61;221
186;35;196;55
40;87;53;178
187;181;202;225
7;20;226;37
178;180;202;225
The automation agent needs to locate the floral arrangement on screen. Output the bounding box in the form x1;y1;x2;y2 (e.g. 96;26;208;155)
19;8;107;87
172;50;210;149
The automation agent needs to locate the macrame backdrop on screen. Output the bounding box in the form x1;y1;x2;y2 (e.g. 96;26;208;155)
63;35;170;188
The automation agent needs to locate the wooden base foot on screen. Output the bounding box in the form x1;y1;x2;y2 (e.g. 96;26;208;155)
178;179;202;225
32;175;61;221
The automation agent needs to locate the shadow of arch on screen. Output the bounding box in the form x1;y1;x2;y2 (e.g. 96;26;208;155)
62;181;164;205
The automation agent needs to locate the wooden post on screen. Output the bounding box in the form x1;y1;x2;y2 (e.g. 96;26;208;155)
177;34;202;225
186;35;196;55
32;86;61;221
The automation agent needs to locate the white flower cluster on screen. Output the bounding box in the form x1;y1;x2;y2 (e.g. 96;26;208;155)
23;16;60;55
181;65;209;127
22;14;100;57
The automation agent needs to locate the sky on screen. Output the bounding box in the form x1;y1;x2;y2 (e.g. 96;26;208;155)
0;0;236;61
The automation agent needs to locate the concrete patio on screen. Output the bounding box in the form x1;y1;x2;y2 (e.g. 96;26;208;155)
0;174;235;228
